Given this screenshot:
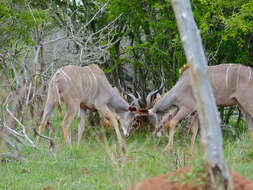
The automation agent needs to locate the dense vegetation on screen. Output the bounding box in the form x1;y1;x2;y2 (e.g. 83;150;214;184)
0;0;252;189
1;0;252;89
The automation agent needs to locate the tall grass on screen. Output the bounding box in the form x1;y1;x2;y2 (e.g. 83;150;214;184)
0;110;253;190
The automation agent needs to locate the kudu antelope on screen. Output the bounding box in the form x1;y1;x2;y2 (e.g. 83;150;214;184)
137;63;253;153
36;64;139;152
86;87;141;132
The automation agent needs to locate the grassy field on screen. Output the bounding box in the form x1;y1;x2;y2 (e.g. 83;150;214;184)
1;111;253;190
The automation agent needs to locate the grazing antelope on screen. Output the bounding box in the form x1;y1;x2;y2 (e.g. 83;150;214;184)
137;63;253;153
36;64;139;152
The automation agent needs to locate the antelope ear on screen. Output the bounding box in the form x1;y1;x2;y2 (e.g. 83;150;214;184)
129;106;137;112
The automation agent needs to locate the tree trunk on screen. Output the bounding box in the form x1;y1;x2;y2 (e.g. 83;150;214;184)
171;0;233;189
235;108;242;134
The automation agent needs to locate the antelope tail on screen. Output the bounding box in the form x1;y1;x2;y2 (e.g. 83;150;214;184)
51;81;62;116
53;81;61;105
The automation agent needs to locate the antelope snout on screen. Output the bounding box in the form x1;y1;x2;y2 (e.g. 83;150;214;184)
122;129;130;139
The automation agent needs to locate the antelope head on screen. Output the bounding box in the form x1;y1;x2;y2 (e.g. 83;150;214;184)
118;106;138;138
117;83;142;138
130;80;165;134
132;79;179;138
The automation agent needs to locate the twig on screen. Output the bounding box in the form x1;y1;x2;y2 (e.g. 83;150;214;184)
25;82;32;119
33;128;53;141
77;1;110;34
42;35;67;46
5;101;37;148
33;129;56;159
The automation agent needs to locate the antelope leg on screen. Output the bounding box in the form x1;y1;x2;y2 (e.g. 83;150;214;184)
188;116;199;155
236;92;253;133
241;110;253;134
164;107;190;152
77;108;86;147
98;106;126;153
36;99;56;143
60;103;78;146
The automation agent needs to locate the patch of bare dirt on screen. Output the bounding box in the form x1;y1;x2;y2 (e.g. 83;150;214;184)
128;166;253;190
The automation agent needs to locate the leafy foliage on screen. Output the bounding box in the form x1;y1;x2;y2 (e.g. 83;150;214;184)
0;0;53;48
1;0;252;88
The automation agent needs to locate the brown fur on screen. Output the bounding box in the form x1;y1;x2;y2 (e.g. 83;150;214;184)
36;64;136;153
149;64;253;153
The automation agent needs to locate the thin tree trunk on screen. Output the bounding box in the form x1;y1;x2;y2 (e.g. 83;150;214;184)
235;108;242;133
171;0;233;189
220;107;224;123
225;107;234;124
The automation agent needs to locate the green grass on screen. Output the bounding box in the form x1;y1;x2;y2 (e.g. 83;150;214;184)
1;112;253;190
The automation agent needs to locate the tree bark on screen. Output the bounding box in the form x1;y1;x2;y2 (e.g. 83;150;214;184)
171;0;233;189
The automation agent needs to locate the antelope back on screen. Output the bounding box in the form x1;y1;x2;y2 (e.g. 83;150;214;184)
52;64;112;107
